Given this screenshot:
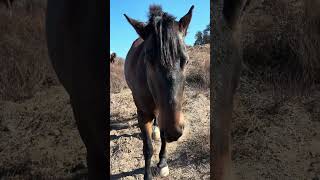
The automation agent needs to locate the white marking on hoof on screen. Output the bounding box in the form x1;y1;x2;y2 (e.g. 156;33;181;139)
159;166;169;177
152;126;160;141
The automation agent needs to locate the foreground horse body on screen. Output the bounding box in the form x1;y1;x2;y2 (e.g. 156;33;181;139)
0;0;13;9
124;5;193;180
212;0;320;179
46;1;107;179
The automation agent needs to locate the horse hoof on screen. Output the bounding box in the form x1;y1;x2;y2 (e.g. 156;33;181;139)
152;126;160;141
159;166;169;177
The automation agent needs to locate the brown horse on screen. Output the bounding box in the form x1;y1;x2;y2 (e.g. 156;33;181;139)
46;1;107;179
124;5;193;180
110;52;116;63
212;0;320;179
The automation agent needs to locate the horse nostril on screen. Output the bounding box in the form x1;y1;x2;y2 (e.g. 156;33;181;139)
163;131;167;138
165;129;183;142
177;128;183;137
181;124;185;131
174;127;183;139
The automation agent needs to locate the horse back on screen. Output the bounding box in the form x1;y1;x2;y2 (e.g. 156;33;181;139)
125;38;156;114
124;38;145;89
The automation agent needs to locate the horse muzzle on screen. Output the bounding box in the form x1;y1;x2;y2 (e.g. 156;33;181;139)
164;124;184;142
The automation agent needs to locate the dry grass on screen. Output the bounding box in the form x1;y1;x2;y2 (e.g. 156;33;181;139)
0;3;58;101
241;0;320;91
185;44;210;90
110;57;127;93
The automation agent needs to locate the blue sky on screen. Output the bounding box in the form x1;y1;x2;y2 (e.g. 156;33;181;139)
110;0;209;58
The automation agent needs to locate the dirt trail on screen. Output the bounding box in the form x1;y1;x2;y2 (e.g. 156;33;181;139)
110;88;210;180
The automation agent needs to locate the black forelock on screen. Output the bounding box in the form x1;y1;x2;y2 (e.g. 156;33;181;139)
146;5;184;68
147;5;176;24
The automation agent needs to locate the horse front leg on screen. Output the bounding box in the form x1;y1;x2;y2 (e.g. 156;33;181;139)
138;110;154;180
212;8;242;180
212;56;241;180
212;102;234;180
158;130;169;177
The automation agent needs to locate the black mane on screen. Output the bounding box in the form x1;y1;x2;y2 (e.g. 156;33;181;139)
146;5;182;67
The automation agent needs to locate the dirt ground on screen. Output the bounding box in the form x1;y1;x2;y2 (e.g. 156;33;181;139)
0;86;88;179
231;76;320;180
1;79;319;179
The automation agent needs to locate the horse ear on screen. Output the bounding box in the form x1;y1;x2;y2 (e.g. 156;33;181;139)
179;5;194;36
124;14;148;39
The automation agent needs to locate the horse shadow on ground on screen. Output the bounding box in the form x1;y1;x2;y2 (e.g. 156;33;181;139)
110;166;165;179
110;112;138;130
110;132;141;141
110;112;141;141
110;167;144;180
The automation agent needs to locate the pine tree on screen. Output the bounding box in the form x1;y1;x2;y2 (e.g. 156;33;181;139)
194;24;210;45
194;31;203;45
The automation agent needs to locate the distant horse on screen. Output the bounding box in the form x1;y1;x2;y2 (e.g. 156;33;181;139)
110;52;116;63
124;5;194;180
212;0;320;180
46;1;107;179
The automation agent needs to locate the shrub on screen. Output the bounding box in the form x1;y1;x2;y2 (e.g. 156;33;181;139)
0;5;58;101
185;44;210;89
110;57;127;93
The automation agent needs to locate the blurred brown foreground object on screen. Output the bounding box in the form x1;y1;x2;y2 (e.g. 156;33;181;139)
46;1;107;179
212;0;320;179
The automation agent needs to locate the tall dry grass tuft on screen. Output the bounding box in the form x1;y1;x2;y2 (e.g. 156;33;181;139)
241;0;320;92
110;57;127;93
185;44;210;90
0;2;58;101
